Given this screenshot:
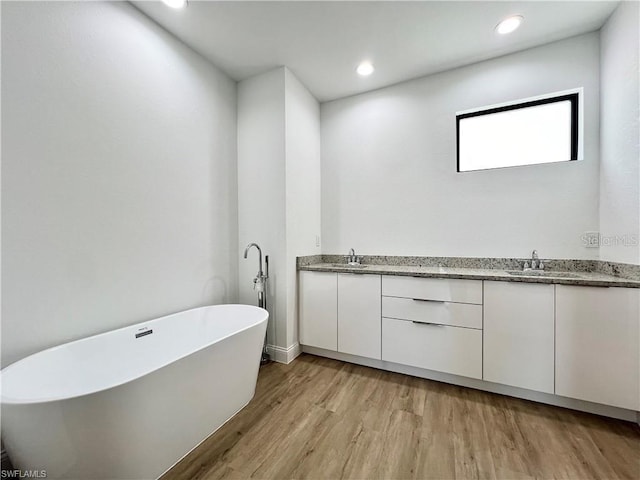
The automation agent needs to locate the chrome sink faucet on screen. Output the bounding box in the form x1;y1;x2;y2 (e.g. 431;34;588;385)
344;248;362;265
524;250;544;270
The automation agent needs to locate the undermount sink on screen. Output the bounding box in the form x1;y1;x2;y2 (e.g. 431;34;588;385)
329;263;368;268
506;270;580;279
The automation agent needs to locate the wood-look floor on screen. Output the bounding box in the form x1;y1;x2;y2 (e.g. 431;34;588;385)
163;354;640;480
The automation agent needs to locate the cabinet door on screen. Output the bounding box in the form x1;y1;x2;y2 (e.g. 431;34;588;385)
338;274;381;359
483;281;555;393
556;285;639;410
299;271;337;351
382;276;482;304
382;317;482;379
382;296;482;329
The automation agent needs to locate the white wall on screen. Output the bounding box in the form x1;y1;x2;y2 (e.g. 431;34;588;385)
284;68;322;348
321;33;601;260
599;1;640;265
237;67;321;355
1;1;238;367
237;68;286;348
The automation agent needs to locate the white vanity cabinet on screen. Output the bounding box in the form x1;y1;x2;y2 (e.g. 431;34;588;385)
555;285;640;411
299;271;338;351
381;276;483;379
299;271;381;356
483;281;555;393
337;273;381;359
299;266;640;417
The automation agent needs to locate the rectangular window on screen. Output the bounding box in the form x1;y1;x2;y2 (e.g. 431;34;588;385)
456;91;580;172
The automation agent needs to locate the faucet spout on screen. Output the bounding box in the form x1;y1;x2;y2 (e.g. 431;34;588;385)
532;250;538;268
244;243;263;275
529;250;543;270
345;247;361;265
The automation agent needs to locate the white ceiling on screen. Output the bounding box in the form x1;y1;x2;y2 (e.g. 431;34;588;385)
132;1;619;102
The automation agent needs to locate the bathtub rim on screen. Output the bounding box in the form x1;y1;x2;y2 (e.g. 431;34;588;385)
0;304;268;405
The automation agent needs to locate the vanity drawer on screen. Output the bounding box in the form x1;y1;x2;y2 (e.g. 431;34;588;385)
382;296;482;329
382;317;482;379
382;276;482;304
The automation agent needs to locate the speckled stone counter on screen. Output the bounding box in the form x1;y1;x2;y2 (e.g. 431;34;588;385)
297;255;640;288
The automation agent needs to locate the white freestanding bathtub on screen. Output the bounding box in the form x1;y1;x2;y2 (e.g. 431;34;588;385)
0;304;268;479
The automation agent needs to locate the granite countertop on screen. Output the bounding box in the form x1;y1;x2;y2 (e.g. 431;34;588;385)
297;255;640;288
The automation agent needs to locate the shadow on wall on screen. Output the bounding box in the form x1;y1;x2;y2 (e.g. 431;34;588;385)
201;276;229;305
1;454;15;472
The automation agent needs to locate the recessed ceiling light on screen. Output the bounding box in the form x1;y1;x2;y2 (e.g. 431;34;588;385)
496;15;523;35
357;62;374;76
162;0;188;9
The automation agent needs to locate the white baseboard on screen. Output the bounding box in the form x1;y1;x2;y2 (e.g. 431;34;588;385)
267;342;301;364
302;346;639;423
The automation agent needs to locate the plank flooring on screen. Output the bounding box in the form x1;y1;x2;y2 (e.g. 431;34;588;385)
162;354;640;480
